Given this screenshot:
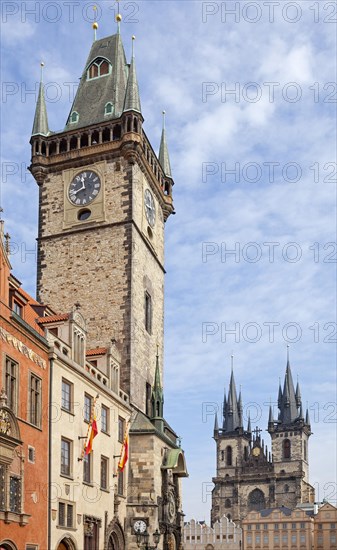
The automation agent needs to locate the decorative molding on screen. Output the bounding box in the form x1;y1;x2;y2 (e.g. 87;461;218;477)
0;326;46;369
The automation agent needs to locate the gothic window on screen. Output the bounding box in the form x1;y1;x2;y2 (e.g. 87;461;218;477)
304;440;307;461
283;439;291;459
87;58;111;80
244;446;248;461
284;484;289;493
70;111;79;123
226;446;232;466
5;357;18;413
221;450;224;461
225;498;231;508
248;489;266;512
29;373;41;427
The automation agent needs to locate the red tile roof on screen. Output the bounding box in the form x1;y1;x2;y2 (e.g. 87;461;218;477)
38;314;69;324
86;347;107;357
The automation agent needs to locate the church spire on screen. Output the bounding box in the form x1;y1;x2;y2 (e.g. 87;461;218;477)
151;347;164;423
222;361;242;433
276;353;303;427
159;111;172;178
123;36;142;114
32;62;49;137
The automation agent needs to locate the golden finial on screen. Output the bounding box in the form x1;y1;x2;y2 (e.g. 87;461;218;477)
116;0;122;33
92;6;98;41
40;61;45;83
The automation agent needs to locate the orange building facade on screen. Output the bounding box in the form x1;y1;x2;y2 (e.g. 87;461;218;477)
0;220;50;550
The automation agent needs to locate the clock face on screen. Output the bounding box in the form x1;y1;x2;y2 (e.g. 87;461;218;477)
134;520;147;534
144;189;156;227
252;447;261;457
168;492;176;522
69;170;101;206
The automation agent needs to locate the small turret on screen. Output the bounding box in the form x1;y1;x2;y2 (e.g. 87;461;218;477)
159;111;172;178
32;63;49;137
123;36;142;115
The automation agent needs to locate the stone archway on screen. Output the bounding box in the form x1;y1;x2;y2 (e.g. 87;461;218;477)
106;519;125;550
56;536;77;550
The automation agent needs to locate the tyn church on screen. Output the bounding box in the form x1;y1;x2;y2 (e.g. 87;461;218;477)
211;359;314;525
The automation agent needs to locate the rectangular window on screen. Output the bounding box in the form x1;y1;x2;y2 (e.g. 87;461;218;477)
263;524;268;530
318;523;323;529
145;292;152;333
13;301;23;316
291;534;296;543
28;446;35;463
117;470;124;495
62;379;72;412
9;476;21;513
282;523;287;529
274;535;279;543
255;535;260;543
282;534;287;542
263;534;268;543
300;533;305;543
26;546;38;550
5;356;18;413
29;373;41;426
83;453;91;484
58;502;74;528
118;416;125;443
0;465;5;511
292;523;296;529
59;502;65;526
248;525;252;530
101;405;109;433
274;523;279;530
84;393;92;422
331;535;337;543
300;522;305;528
101;456;108;490
61;438;72;476
331;523;336;529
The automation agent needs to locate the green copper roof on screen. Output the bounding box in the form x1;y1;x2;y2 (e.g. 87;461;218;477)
123;54;141;114
162;449;188;477
32;82;49;136
159;126;172;178
64;33;129;130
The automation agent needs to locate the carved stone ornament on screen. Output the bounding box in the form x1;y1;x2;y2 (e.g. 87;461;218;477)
0;409;11;435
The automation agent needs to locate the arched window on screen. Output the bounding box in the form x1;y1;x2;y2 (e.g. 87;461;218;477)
248;489;266;512
87;58;111;80
221;450;224;461
284;484;289;493
304;440;307;461
283;439;291;459
104;102;114;115
225;498;231;508
70;111;79;123
244;446;248;461
226;446;232;466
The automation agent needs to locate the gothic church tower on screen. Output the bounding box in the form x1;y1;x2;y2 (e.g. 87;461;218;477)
211;358;314;525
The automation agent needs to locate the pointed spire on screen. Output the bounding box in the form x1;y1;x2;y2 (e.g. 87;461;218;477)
278;379;282;408
238;387;243;429
305;409;311;427
123;36;142;114
222;359;241;433
159;111;172;178
247;415;251;434
222;392;227;430
32;62;49;137
151;346;164;421
269;404;274;424
214;413;219;434
295;379;302;408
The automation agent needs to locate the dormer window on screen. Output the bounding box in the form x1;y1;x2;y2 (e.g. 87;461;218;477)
70;111;79;124
13;301;23;316
87;58;111;80
104;102;114;115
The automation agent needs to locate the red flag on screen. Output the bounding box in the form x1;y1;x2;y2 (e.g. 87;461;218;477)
118;432;129;472
84;416;98;455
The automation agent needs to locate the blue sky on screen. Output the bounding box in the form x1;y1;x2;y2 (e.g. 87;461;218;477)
1;0;336;521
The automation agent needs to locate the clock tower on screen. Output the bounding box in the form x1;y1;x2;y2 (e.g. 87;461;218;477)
29;29;174;411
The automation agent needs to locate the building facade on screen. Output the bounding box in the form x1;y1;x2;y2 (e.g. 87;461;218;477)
241;506;314;549
0;221;49;550
211;361;314;525
184;517;242;549
314;502;337;549
28;12;187;550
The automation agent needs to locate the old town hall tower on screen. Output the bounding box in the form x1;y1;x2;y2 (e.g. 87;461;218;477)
29;24;173;411
29;14;187;550
211;358;314;525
